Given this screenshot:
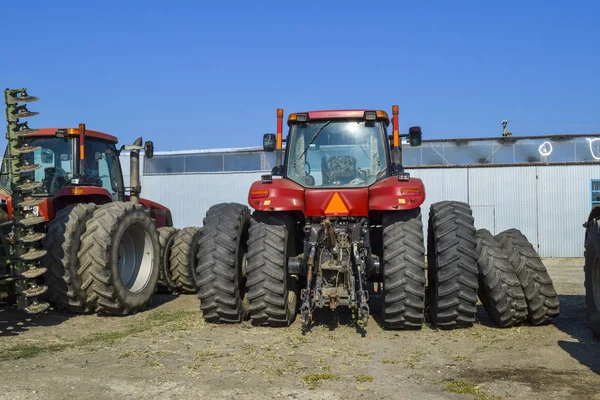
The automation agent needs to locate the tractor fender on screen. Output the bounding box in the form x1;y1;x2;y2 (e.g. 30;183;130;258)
139;197;173;228
248;179;305;214
369;176;426;211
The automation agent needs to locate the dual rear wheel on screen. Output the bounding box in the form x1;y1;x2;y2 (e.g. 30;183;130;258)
43;202;161;315
195;201;559;330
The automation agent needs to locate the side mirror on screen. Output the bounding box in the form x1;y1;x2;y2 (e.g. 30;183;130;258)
408;126;422;147
144;141;154;159
263;134;277;152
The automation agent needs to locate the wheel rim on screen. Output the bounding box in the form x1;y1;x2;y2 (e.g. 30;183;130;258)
118;224;154;293
593;255;600;311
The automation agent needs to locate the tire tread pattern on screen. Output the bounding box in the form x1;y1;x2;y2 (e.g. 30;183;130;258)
169;227;201;294
427;201;479;329
197;202;250;323
246;214;295;327
475;228;528;327
382;210;426;329
496;228;560;325
78;202;158;315
43;203;97;313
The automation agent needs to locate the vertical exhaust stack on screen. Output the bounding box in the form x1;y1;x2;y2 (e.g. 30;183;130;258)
125;137;153;205
129;137;143;205
276;108;284;167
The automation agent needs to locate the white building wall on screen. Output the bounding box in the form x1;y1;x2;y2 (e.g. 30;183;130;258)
128;161;599;258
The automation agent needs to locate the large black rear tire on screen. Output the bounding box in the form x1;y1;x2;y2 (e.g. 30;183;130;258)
43;203;97;313
168;227;202;294
382;209;426;329
427;201;479;329
496;228;560;325
196;203;250;323
156;226;179;293
246;213;298;327
475;229;528;327
78;202;160;315
585;217;600;337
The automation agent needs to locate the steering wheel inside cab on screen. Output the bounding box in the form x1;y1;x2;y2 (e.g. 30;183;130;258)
303;161;315;186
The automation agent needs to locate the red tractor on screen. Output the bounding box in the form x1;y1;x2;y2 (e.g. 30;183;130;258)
196;106;481;330
0;88;188;316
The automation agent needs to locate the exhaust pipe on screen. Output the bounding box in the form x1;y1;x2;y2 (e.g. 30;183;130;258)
129;138;142;204
125;138;153;205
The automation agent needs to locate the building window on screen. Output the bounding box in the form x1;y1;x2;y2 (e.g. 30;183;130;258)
592;179;600;209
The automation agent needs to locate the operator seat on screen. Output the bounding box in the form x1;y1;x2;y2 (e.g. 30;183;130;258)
326;155;358;185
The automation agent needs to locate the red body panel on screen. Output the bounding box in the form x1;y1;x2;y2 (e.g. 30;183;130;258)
247;176;425;218
369;177;425;211
248;179;305;212
305;189;369;217
27;128;118;143
2;190;171;228
126;196;173;228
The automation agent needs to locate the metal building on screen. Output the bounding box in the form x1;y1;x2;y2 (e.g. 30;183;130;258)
121;134;600;258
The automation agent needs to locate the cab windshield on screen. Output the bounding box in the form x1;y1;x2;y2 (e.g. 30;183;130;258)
0;136;124;200
286;120;388;188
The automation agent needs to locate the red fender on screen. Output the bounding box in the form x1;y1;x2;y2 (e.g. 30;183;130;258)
248;178;305;214
369;176;426;211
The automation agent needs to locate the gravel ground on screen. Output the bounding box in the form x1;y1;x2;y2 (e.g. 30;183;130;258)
0;258;598;400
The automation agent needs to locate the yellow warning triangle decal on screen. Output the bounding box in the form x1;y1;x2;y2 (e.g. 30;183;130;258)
325;192;348;214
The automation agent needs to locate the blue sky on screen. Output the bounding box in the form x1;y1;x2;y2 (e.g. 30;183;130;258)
2;0;599;152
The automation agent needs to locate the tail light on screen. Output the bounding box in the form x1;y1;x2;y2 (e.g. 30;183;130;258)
250;190;270;198
401;188;421;196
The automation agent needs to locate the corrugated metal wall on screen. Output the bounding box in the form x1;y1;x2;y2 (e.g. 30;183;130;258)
131;164;598;258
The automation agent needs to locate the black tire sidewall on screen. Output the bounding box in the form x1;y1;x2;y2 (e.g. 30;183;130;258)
585;221;600;334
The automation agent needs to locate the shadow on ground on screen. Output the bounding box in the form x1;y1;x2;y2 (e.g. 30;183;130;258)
0;305;72;337
0;293;179;337
553;294;600;375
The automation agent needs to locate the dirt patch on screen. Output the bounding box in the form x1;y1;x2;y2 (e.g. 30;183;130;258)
0;259;599;400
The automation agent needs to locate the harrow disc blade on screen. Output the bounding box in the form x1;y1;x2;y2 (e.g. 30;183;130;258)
9;95;39;103
21;266;47;279
18;198;44;208
17;128;40;137
18;181;43;192
21;248;47;261
24;301;50;314
16;145;41;154
20;216;46;227
12;111;40;119
15;164;42;173
24;285;48;298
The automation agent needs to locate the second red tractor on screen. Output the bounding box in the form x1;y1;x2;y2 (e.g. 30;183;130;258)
195;106;481;330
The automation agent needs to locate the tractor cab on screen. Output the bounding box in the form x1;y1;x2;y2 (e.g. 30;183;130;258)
0;128;124;201
263;108;422;189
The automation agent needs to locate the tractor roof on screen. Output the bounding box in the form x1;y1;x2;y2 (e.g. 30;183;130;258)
288;109;390;125
27;128;118;143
